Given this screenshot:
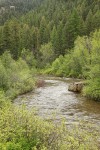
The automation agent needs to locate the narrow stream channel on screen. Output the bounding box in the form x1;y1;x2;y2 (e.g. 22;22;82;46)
14;77;100;129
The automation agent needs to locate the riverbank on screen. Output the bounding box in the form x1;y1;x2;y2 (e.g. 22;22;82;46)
13;77;100;149
0;51;99;149
0;101;99;150
14;77;100;124
0;52;36;101
1;75;100;149
40;30;100;101
41;69;100;101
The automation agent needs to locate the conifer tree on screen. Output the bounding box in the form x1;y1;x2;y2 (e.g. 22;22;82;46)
85;10;93;35
66;9;82;49
40;16;48;45
3;22;11;51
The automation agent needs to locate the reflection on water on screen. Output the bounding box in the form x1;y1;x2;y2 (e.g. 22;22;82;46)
14;77;100;128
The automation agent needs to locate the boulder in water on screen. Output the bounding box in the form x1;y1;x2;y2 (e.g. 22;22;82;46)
68;82;84;93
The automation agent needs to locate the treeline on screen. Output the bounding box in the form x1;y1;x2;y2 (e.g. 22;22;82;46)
0;0;100;62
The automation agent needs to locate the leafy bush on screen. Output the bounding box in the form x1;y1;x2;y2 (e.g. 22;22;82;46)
39;42;55;68
83;62;100;100
0;60;8;90
0;51;36;99
21;48;37;69
44;55;71;77
0;103;99;150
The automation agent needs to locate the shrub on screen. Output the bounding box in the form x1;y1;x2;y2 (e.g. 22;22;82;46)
0;51;36;100
0;103;99;150
0;60;8;90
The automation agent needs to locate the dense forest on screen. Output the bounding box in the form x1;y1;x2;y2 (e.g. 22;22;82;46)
0;0;100;99
0;0;100;58
0;0;43;24
0;0;100;149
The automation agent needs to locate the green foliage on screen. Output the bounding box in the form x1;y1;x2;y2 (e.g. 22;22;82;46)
47;55;65;77
0;59;8;89
0;51;35;99
44;54;71;77
40;16;49;45
45;29;100;100
0;90;8;107
21;48;37;69
65;9;83;49
0;0;100;62
0;0;43;25
83;30;100;100
1;20;20;59
85;10;93;35
0;0;100;101
0;103;99;150
39;42;54;68
0;0;99;148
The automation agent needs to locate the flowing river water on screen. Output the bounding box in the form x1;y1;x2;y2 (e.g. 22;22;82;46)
14;77;100;132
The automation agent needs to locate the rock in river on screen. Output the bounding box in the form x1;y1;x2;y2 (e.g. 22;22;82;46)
68;82;84;93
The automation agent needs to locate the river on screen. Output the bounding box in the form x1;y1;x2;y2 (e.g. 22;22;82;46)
14;77;100;129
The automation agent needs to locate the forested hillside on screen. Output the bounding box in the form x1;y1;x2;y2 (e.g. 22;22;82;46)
0;0;100;96
0;0;100;58
0;0;43;25
0;0;100;149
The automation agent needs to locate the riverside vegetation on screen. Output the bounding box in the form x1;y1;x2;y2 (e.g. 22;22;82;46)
0;0;100;149
0;50;36;100
44;30;100;101
0;0;100;100
0;52;99;149
0;93;100;150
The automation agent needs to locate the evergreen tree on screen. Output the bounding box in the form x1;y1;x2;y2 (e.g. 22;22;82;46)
92;10;100;31
2;21;11;52
0;0;100;61
40;16;48;45
56;22;64;55
0;27;4;55
85;10;93;35
51;26;58;57
10;20;20;59
66;9;82;49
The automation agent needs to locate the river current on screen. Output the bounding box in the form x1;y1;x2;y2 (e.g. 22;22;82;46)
14;77;100;129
